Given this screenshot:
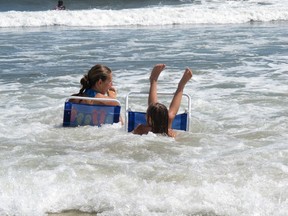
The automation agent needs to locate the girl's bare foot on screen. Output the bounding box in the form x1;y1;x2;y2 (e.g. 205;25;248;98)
179;68;193;88
150;64;166;82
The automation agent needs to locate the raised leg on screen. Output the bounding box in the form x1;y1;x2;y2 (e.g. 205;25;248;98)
148;64;166;105
168;68;193;128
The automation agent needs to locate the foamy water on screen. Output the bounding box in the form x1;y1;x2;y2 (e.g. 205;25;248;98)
1;0;288;27
0;16;288;216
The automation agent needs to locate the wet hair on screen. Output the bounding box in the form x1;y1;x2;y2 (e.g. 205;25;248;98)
78;64;112;95
58;1;64;6
146;102;169;135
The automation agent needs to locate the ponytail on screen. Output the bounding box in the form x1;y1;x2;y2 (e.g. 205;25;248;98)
79;74;90;94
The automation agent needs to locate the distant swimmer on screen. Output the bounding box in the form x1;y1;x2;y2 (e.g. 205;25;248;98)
55;0;66;10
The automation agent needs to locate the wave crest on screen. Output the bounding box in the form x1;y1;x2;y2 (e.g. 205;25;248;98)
0;4;288;28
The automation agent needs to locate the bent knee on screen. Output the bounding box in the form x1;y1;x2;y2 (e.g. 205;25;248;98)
168;111;176;122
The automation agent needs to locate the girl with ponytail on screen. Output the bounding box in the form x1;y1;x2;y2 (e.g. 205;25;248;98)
72;64;119;106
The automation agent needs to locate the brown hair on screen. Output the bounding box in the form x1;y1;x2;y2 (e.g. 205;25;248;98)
146;102;169;135
78;64;112;95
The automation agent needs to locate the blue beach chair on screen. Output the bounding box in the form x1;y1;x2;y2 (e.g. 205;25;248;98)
63;96;121;127
125;92;191;132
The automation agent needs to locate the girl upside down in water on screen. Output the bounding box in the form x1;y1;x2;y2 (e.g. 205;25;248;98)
133;64;193;137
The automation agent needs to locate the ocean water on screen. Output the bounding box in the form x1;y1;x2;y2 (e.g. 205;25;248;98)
0;0;288;216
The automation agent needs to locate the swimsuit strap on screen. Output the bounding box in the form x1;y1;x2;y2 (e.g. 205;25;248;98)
84;88;99;98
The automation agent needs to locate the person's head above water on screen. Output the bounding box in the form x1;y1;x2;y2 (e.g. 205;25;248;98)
146;102;169;135
79;64;113;95
58;0;64;6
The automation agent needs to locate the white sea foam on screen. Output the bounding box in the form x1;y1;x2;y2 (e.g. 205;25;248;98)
0;21;288;215
0;2;288;28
